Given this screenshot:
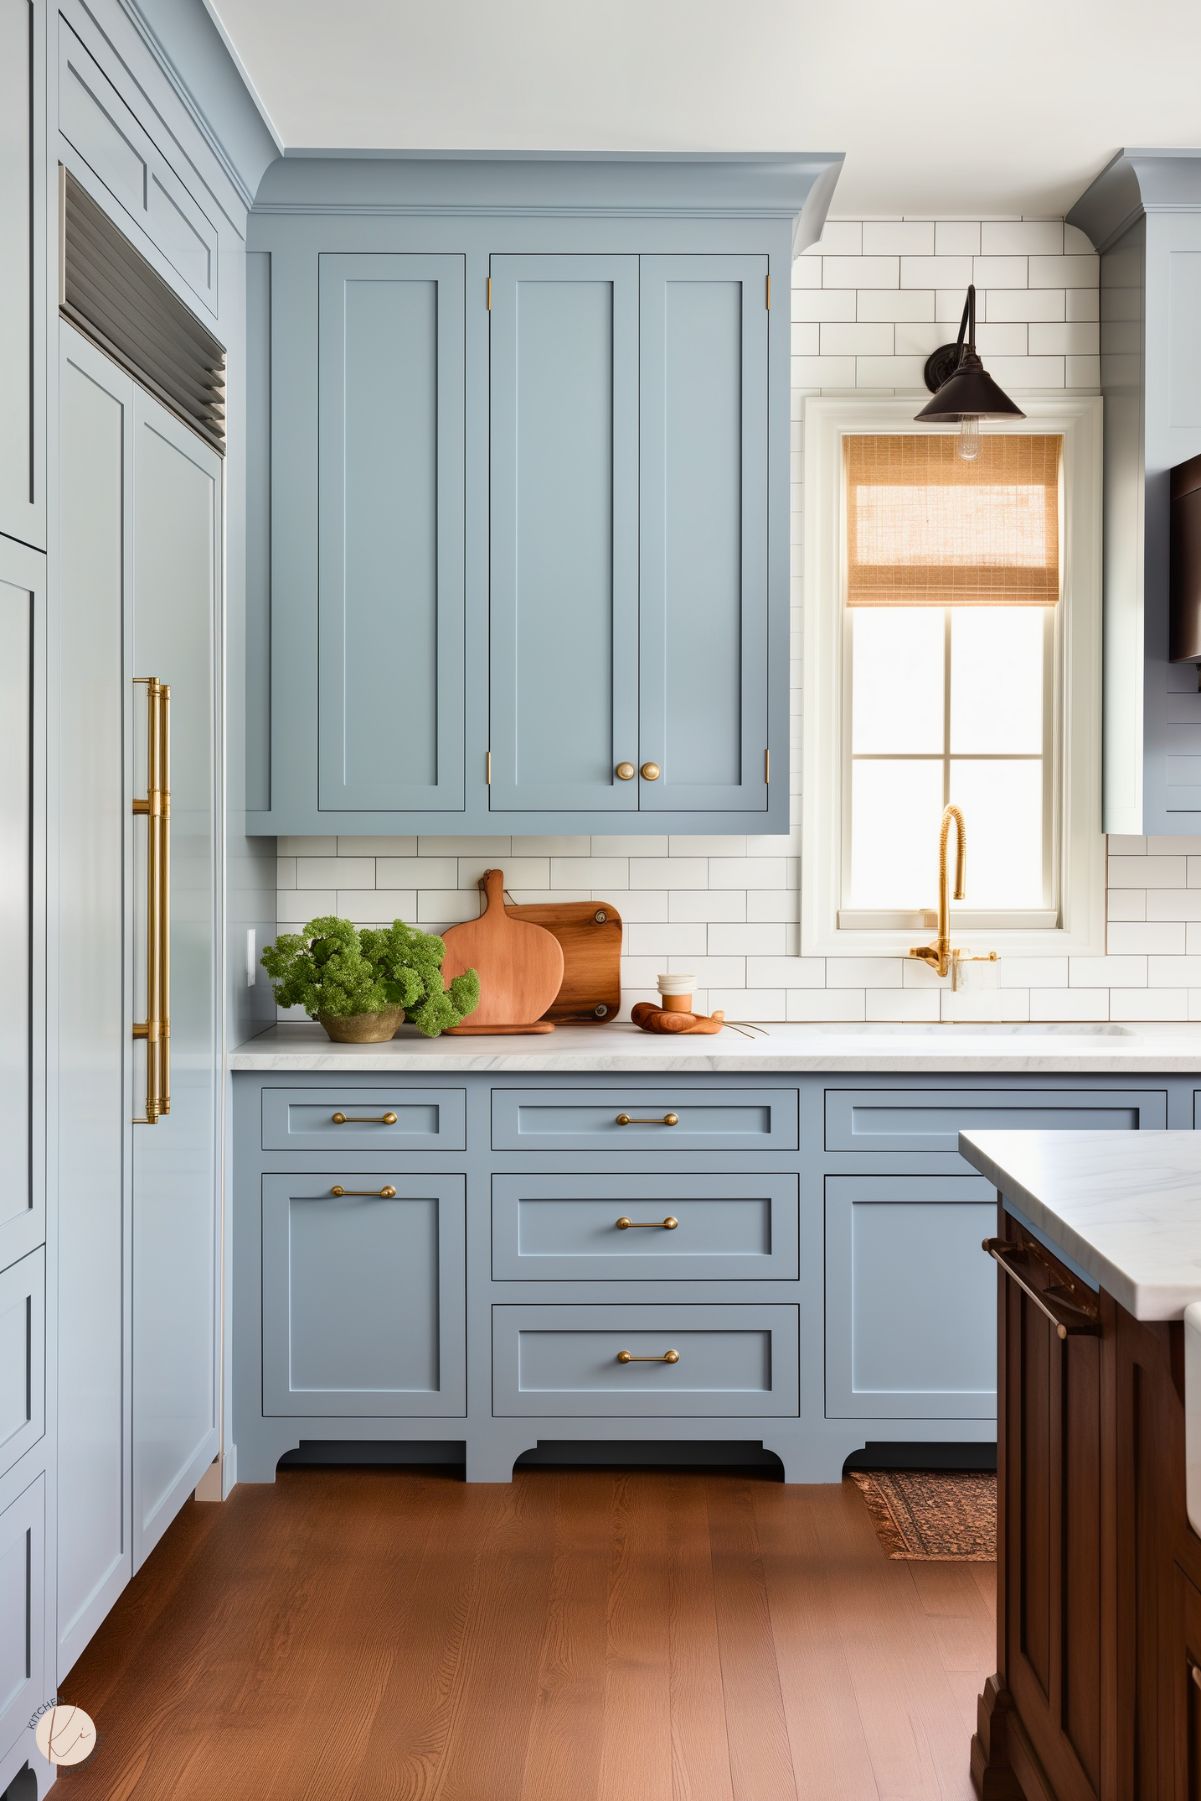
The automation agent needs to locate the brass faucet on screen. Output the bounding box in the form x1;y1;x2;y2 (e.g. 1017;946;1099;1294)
909;804;966;978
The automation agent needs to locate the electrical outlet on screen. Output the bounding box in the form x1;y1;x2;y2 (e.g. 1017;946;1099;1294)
246;927;257;988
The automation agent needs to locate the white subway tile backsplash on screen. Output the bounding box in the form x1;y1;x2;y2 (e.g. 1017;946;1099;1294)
862;220;935;255
972;255;1029;288
822;256;899;289
296;857;374;890
933;221;981;256
279;221;1201;1024
858;288;935;321
791;287;857;322
980;220;1063;255
900;255;972;288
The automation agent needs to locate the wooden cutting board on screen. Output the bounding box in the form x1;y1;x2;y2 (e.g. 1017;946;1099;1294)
440;868;565;1034
505;899;623;1024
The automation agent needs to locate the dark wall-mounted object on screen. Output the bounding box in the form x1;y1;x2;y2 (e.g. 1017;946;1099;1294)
1171;453;1201;661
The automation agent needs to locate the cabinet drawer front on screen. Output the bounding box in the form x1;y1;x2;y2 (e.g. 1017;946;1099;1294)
0;1251;44;1482
825;1087;1165;1161
492;1087;798;1153
261;1086;466;1152
824;1177;996;1421
492;1173;798;1281
0;1473;45;1767
59;23;218;316
492;1305;798;1418
262;1176;466;1417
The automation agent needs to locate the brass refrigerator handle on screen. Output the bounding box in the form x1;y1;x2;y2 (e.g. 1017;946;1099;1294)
982;1237;1101;1340
132;678;170;1125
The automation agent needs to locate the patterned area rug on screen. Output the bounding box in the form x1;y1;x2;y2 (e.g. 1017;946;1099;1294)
850;1469;997;1561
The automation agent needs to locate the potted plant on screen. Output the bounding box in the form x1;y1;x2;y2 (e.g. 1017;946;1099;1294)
261;915;480;1042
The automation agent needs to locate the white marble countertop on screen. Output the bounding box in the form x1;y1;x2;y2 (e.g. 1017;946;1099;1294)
960;1129;1201;1320
229;1019;1201;1074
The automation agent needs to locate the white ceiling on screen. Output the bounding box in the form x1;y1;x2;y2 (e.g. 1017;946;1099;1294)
208;0;1201;218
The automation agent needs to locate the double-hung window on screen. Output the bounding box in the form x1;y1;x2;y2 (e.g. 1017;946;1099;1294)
801;398;1103;958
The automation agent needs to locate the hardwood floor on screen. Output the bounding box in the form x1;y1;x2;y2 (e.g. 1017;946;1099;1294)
58;1468;994;1800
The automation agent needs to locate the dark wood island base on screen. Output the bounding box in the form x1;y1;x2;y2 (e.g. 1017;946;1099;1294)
972;1206;1199;1801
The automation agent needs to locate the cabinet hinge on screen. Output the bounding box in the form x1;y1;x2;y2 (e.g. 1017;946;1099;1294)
765;273;771;311
764;747;771;784
486;276;492;311
486;750;492;785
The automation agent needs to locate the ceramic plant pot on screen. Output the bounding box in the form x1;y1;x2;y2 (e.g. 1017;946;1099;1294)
317;1007;404;1044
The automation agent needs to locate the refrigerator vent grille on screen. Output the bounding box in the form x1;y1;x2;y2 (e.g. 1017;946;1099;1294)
60;169;226;454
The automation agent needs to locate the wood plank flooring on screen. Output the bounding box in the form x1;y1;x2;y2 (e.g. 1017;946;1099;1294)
58;1468;994;1801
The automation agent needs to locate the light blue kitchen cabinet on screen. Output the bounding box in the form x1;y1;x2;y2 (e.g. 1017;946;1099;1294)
639;256;769;813
318;253;465;812
234;1067;1186;1485
488;254;640;814
824;1176;998;1420
261;1175;466;1417
492;1304;800;1418
57;325;222;1673
0;1473;45;1776
246;155;831;834
0;0;46;550
0;536;43;1278
0;1252;45;1483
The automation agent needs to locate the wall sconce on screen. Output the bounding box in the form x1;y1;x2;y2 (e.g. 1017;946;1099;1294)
914;283;1025;460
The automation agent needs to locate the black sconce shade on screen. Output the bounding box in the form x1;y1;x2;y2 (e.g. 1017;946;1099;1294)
914;285;1026;424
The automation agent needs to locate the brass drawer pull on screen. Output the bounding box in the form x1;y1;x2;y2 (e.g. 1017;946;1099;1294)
983;1237;1101;1340
616;1348;680;1365
615;1111;679;1127
331;1111;398;1126
616;1215;679;1231
331;1185;397;1200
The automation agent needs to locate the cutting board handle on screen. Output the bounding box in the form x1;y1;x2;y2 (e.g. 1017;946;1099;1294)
480;868;505;912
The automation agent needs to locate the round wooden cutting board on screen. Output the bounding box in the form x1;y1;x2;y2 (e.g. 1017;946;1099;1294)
440;868;565;1034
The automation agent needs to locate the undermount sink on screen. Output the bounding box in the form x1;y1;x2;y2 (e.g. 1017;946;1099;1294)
815;1022;1135;1038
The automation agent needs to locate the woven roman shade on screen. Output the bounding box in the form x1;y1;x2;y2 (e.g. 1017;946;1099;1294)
844;433;1062;606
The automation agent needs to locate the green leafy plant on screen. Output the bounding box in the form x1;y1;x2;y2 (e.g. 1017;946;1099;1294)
261;916;480;1037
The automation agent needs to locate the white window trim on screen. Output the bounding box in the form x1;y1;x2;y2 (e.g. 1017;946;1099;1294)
801;394;1105;960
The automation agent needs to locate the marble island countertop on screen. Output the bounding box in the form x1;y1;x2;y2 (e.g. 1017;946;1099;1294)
229;1019;1201;1074
961;1129;1201;1320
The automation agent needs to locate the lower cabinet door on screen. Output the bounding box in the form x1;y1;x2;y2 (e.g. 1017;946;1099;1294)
999;1216;1105;1801
262;1175;466;1417
1172;1567;1201;1800
0;1250;45;1482
492;1305;799;1418
824;1176;997;1419
0;1473;45;1770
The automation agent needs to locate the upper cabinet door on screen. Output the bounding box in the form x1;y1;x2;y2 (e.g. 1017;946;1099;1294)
638;255;769;814
317;254;465;812
0;0;45;549
489;254;639;813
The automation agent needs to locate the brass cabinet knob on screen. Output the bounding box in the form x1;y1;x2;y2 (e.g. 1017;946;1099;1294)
640;761;661;781
615;761;636;781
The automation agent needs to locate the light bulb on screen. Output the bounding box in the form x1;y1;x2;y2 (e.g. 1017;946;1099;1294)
957;416;982;461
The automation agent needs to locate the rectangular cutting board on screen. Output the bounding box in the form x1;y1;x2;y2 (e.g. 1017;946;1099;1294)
504;899;623;1024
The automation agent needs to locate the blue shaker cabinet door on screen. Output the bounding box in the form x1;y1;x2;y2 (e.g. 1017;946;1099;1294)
262;1175;466;1418
488;255;639;812
317;254;465;812
639;256;769;813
